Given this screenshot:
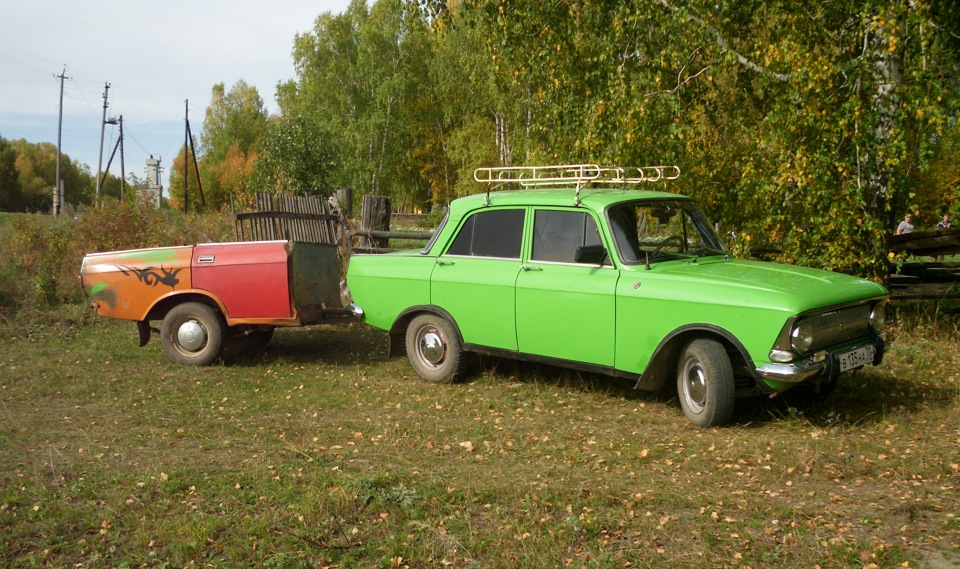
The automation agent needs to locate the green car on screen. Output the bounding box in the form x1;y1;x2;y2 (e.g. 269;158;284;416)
346;165;889;427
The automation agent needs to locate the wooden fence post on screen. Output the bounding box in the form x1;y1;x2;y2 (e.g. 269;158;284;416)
360;195;391;249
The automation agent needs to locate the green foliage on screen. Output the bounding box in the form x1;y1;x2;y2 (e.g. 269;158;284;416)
458;0;960;278
201;80;269;163
251;112;335;198
167;143;204;213
167;82;270;212
283;0;436;210
201;81;270;208
0;137;23;211
0;136;95;212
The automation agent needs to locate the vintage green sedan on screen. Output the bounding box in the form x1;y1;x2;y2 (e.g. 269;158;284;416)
346;165;889;427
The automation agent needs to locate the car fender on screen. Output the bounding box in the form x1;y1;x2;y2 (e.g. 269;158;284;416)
637;323;756;392
387;305;463;358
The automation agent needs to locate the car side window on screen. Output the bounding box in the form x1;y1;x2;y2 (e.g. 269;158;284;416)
446;209;525;259
531;210;605;264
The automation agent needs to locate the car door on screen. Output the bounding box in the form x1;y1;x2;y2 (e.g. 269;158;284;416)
430;208;525;351
515;209;619;366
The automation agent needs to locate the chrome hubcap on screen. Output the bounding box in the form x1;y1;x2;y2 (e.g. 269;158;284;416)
177;320;206;351
418;328;446;366
684;362;707;413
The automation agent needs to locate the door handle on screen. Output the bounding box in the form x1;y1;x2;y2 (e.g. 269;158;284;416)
521;264;543;271
436;259;455;266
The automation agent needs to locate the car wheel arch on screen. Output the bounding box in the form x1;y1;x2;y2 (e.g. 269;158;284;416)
638;324;754;393
388;305;463;358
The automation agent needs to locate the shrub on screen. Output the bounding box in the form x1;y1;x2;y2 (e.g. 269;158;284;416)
0;199;234;315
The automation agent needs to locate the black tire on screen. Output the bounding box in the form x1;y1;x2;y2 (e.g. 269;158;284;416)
224;328;275;357
405;313;464;384
228;328;274;351
677;338;735;427
160;302;226;366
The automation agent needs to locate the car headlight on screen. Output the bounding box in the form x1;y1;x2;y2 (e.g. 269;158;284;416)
791;320;814;353
870;302;886;336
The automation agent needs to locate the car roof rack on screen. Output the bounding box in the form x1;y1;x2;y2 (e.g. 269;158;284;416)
473;164;680;205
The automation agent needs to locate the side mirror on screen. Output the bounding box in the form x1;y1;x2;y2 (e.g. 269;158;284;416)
574;244;607;265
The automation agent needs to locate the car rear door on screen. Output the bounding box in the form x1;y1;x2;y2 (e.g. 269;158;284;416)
430;208;525;351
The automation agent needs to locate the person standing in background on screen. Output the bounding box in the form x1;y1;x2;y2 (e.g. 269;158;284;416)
936;213;951;230
895;213;915;235
935;213;952;262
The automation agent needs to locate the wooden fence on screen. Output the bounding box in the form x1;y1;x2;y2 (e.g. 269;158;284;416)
233;193;341;245
233;193;435;253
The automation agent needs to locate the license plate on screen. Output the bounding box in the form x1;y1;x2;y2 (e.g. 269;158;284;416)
839;345;875;372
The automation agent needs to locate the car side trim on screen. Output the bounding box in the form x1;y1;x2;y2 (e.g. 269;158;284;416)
463;343;642;382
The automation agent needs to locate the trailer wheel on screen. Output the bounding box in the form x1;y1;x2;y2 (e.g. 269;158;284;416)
677;338;735;428
229;327;275;351
405;313;464;384
160;302;226;366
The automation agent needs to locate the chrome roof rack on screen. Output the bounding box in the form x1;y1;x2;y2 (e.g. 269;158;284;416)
473;164;680;205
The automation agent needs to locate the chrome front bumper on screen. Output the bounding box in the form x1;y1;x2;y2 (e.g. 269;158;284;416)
755;339;884;385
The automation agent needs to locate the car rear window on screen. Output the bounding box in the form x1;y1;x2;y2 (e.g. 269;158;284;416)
446;209;525;259
531;210;603;263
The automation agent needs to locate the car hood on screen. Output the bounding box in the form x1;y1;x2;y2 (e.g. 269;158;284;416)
650;257;888;312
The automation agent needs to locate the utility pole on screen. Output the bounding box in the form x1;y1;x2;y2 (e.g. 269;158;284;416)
118;115;125;200
101;116;125;201
184;100;188;213
96;82;111;205
181;100;204;213
54;66;70;216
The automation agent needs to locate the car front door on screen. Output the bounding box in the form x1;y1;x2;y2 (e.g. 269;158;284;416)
515;209;618;366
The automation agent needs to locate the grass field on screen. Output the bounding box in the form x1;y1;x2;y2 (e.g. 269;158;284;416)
1;304;958;568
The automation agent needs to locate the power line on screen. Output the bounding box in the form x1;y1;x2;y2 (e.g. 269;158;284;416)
0;41;63;76
0;52;53;75
0;40;64;66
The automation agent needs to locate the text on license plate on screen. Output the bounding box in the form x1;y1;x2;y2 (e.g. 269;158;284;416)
838;345;875;373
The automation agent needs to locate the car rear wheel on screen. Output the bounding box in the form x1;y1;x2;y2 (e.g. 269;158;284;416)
160;302;226;366
405;313;464;384
677;338;735;427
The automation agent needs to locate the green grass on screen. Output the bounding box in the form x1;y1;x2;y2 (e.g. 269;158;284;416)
1;305;958;568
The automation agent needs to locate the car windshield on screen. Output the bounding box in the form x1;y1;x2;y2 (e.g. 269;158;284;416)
607;199;727;264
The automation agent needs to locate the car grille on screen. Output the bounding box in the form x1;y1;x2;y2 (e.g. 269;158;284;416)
809;304;872;350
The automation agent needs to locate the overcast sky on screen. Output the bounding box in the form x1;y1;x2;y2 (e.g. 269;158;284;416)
0;0;352;191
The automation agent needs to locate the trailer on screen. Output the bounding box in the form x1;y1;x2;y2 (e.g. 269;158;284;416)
79;240;360;365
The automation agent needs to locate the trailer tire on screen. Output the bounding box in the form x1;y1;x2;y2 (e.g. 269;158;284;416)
161;302;226;366
229;327;275;352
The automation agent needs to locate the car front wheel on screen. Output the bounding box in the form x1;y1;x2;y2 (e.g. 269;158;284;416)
405;313;464;384
677;338;735;428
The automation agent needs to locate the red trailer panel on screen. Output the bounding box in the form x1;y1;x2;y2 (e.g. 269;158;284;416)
192;242;292;319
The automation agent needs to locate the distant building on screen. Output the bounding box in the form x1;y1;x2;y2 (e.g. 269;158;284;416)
143;156;163;207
